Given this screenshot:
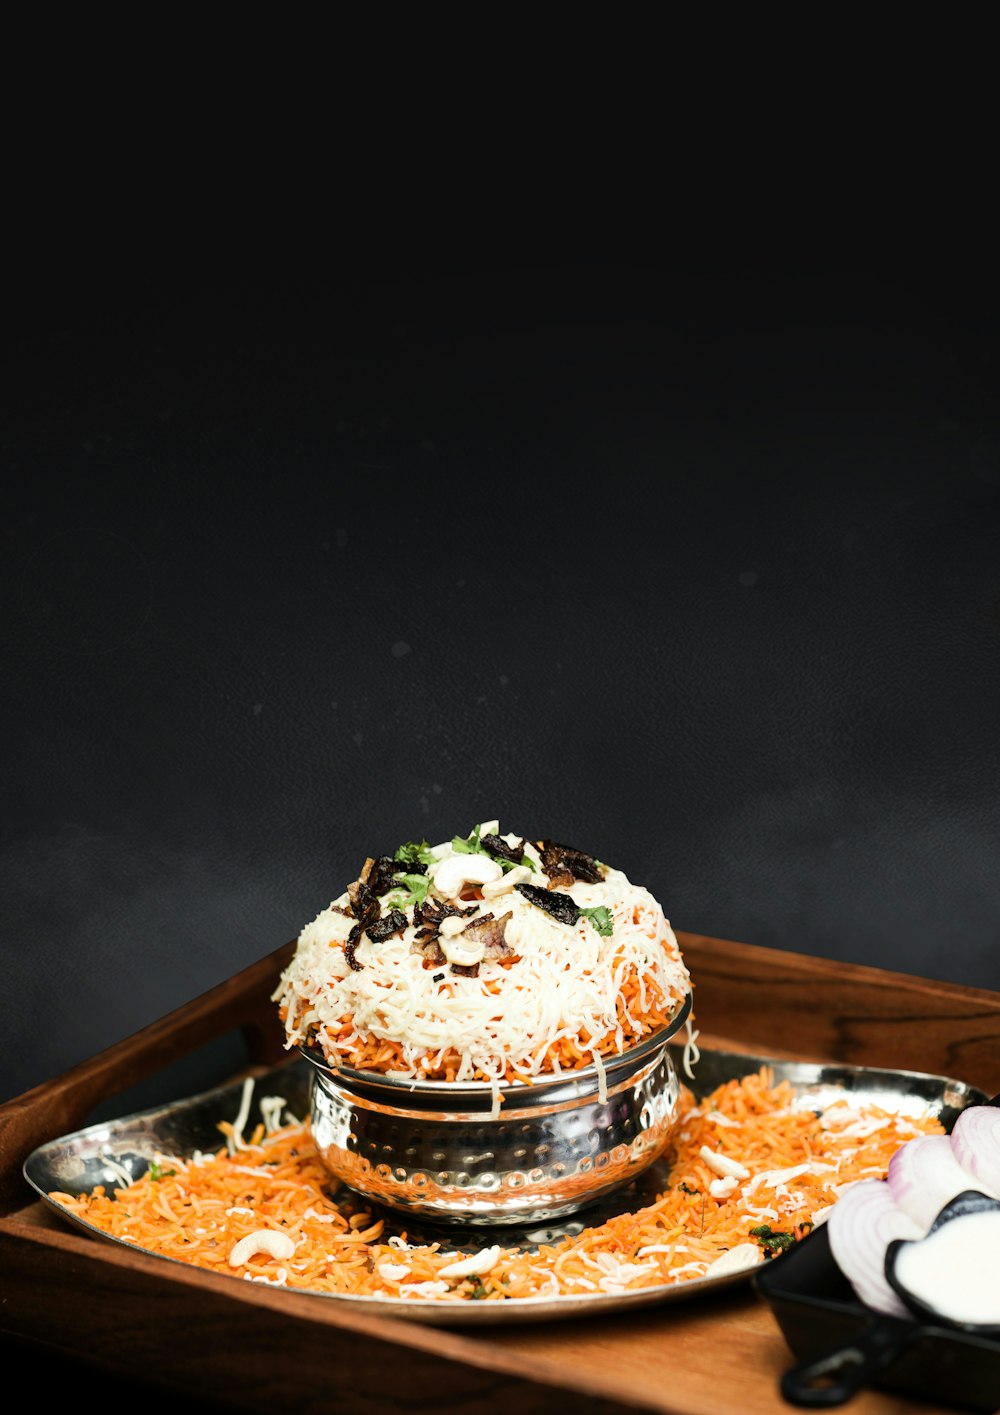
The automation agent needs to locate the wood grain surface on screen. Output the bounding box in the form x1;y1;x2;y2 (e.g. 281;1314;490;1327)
0;1207;923;1415
2;934;998;1414
678;932;1000;1093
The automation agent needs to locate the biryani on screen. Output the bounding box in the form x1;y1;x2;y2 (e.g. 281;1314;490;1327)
272;820;693;1096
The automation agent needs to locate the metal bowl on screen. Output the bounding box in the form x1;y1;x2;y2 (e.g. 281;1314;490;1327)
301;991;693;1225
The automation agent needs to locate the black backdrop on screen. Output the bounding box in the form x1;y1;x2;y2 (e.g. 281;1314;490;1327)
3;247;999;1111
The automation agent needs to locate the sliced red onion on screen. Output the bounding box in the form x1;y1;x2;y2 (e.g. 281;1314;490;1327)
886;1133;983;1231
827;1179;922;1318
949;1105;1000;1198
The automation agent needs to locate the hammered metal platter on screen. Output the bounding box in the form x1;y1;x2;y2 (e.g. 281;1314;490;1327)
23;1047;987;1326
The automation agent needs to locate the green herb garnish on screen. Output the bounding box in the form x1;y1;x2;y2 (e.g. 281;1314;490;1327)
395;872;431;902
580;905;614;936
384;872;432;909
749;1224;796;1255
395;839;437;865
450;825;537;874
679;1181;700;1195
451;824;485;855
148;1160;176;1182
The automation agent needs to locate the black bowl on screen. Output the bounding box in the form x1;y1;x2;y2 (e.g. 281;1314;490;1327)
884;1189;1000;1337
753;1221;1000;1410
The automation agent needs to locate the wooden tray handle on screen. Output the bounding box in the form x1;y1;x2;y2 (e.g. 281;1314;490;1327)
0;942;294;1213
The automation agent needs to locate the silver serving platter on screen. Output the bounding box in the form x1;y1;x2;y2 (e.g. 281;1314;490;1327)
23;1047;987;1326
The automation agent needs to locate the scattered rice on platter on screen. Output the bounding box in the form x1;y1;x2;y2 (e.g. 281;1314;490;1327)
50;1067;943;1303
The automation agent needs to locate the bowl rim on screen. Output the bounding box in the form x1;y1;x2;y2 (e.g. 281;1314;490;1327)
298;989;693;1103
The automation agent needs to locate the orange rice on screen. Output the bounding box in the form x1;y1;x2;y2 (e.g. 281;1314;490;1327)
50;1068;944;1303
292;959;680;1085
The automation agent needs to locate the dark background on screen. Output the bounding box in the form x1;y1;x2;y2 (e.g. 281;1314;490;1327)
1;178;999;1407
3;234;999;1109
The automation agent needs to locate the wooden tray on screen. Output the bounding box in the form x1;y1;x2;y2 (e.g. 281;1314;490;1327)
3;932;999;1415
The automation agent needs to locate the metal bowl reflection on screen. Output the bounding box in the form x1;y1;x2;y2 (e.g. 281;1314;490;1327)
302;992;692;1225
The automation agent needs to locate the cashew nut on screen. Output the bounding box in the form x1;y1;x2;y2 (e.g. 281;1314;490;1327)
703;1243;762;1278
439;932;487;967
437;1244;501;1279
377;1261;412;1282
432;854;502;898
481;864;532;899
228;1228;296;1267
709;1175;739;1200
699;1145;750;1180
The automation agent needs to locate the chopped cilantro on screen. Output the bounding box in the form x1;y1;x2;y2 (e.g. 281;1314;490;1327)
481;832;534;874
679;1181;700;1195
384;873;431;910
580;905;614;937
148;1160;176;1182
395;839;437;865
450;824;485;855
498;853;533;873
750;1224;796;1255
451;825;536;875
396;872;430;903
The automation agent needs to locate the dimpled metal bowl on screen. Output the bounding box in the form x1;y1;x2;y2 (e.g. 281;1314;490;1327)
302;991;692;1225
